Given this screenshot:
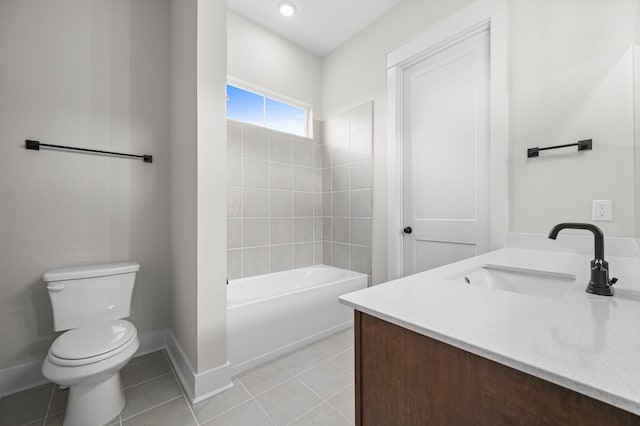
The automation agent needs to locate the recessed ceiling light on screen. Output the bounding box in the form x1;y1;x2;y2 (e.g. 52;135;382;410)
278;1;297;17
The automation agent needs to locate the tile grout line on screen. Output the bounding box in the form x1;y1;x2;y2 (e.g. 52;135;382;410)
122;371;173;391
181;395;200;426
119;394;184;423
160;350;199;426
234;374;278;426
193;382;254;424
41;384;55;425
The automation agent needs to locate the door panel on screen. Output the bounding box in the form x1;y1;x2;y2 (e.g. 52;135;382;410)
403;30;490;276
414;241;476;273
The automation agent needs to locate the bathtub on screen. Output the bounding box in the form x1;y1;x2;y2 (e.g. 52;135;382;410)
227;265;367;374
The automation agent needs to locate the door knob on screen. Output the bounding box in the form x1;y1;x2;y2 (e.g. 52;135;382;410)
403;226;412;234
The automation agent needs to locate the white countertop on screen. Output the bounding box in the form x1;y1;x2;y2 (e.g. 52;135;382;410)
339;248;640;415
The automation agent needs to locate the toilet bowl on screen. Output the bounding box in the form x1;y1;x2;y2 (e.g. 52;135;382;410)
42;320;139;426
41;262;140;426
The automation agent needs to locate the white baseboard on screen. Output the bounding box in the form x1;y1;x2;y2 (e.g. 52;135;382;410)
0;328;170;398
0;327;230;403
0;360;49;398
230;321;352;376
165;330;232;404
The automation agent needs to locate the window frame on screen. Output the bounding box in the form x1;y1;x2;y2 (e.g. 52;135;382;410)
226;77;313;138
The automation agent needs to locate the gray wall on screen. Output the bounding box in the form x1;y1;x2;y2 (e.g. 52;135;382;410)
322;103;374;284
0;0;171;370
227;120;324;279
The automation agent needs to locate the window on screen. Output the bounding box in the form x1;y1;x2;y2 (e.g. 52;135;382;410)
226;83;310;137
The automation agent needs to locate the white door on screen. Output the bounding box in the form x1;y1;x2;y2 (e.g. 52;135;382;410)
402;30;490;276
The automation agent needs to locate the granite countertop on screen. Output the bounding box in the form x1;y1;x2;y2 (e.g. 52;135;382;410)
339;248;640;415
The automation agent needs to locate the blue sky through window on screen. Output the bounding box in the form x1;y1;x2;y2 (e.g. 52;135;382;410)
226;85;263;127
226;84;307;137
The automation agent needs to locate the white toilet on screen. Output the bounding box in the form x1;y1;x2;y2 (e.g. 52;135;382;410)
41;262;141;426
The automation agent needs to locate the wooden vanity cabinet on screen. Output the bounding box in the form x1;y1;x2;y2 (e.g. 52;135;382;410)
354;311;640;425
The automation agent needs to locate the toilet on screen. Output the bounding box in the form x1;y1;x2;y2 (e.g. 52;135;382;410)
41;262;141;426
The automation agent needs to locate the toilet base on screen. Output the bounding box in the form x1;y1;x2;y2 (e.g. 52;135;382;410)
64;373;124;426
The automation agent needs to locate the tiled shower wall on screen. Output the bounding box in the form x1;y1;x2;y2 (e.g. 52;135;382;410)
226;120;324;279
322;102;374;284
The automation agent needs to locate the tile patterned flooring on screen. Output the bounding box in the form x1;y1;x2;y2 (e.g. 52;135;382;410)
0;327;355;426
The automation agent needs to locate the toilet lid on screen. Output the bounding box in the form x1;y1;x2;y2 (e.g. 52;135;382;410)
51;320;136;360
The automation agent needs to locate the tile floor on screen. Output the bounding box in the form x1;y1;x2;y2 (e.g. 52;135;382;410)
0;327;355;426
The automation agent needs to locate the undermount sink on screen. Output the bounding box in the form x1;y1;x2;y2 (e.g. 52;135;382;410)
449;265;576;299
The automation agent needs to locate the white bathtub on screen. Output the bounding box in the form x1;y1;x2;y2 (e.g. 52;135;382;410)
227;265;367;374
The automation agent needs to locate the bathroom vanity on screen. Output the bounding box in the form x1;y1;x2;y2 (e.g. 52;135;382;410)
339;248;640;425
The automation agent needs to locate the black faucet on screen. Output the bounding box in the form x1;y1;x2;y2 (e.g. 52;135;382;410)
548;223;617;296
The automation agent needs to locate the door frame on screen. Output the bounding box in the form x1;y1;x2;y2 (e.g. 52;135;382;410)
387;0;509;280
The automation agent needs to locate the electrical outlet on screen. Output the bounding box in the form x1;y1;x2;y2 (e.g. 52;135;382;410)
592;200;612;221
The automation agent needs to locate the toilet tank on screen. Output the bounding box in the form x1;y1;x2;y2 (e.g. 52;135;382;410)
43;262;140;331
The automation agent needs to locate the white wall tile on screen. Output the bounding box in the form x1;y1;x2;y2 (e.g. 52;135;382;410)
331;165;350;191
243;189;269;217
323;242;332;265
270;218;293;244
243;218;269;247
271;190;293;217
270;162;293;190
350;160;372;190
350;190;371;218
294;218;314;243
227;249;243;279
350;245;372;275
243;247;270;277
329;138;350;166
293;166;313;191
270;245;293;273
294;243;314;268
243;126;269;160
227;218;242;249
322;193;332;216
243;158;269;188
314;217;323;241
313;169;322;193
332;218;350;244
228;187;242;217
313;193;323;216
322;218;332;241
294;192;313;217
331;243;350;269
331;192;349;217
227;122;242;155
349;131;372;163
228;155;242;187
270;133;293;164
313;144;323;168
294;141;314;167
351;218;372;247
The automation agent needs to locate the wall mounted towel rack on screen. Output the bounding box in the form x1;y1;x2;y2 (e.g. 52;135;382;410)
527;139;592;158
25;139;153;163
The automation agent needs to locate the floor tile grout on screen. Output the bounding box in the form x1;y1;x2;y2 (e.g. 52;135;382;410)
119;394;184;423
234;375;278;425
41;384;55;426
122;371;173;391
181;395;200;426
162;352;200;426
6;330;355;426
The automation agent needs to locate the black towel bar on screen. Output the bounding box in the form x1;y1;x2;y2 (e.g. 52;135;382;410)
25;139;152;163
527;139;592;158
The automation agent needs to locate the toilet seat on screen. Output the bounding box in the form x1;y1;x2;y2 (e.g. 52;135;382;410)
48;320;137;367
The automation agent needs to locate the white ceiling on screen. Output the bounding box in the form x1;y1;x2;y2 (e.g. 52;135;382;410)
227;0;402;57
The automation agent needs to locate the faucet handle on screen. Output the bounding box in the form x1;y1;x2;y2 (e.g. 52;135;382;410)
610;277;618;285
